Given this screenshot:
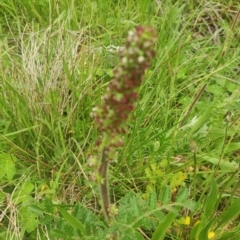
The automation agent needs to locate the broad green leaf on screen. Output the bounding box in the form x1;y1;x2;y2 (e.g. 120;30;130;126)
204;179;218;218
190;221;203;240
225;142;240;154
28;205;44;215
0;231;18;240
21;181;35;194
177;67;187;79
151;211;177;240
25;218;39;233
208;128;225;138
13;181;34;204
201;156;237;171
190;214;210;240
198;219;215;240
189;104;213;137
19;206;39;233
218;231;240;240
0;191;6;204
153;141;160;151
207;84;224;95
216;199;240;230
0;153;16;180
59;207;86;235
13;194;33;205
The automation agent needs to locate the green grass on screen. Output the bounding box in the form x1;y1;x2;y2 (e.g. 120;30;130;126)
0;0;240;239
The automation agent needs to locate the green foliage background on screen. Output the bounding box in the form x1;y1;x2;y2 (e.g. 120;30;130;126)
0;0;240;239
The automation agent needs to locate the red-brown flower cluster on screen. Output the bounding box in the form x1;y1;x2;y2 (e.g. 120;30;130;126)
92;26;157;148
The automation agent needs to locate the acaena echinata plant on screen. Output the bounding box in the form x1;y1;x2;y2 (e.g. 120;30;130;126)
89;26;157;224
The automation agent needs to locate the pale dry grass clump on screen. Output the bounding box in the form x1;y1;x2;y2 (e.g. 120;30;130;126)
2;26;84;115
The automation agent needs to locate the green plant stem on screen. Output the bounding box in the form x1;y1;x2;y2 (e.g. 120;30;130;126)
190;149;197;226
179;84;206;128
193;150;197;202
214;119;229;176
99;148;110;223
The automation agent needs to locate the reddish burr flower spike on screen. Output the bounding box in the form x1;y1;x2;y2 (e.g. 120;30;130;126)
90;26;157;224
92;26;157;144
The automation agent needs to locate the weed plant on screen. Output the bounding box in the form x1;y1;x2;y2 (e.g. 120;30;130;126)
0;0;240;239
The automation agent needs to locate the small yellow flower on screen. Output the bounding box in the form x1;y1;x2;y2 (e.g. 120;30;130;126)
183;216;191;225
208;231;215;239
179;216;191;225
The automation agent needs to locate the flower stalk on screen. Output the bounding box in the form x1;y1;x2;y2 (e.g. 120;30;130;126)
90;26;157;223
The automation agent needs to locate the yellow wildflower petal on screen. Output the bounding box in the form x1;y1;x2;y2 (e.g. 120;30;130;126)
184;216;191;225
179;216;191;225
208;231;215;239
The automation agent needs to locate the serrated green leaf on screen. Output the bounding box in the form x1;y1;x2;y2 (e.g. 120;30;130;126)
148;191;157;210
176;187;188;203
159;186;171;205
204;179;218;218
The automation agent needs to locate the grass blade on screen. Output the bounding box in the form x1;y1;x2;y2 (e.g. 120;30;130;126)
215;199;240;230
151;211;177;240
204;179;218;218
58;207;86;235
